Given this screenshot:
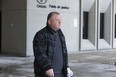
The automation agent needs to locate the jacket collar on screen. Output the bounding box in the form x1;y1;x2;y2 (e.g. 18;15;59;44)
46;25;60;34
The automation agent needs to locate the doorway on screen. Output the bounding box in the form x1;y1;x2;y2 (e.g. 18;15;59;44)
0;12;1;53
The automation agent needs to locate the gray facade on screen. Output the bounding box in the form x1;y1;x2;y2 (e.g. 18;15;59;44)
0;0;116;56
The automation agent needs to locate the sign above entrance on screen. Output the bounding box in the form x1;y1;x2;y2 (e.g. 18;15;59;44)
36;0;69;10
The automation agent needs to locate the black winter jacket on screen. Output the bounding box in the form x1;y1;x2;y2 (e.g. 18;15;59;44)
33;25;68;77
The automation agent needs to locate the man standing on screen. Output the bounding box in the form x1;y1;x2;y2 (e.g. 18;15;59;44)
33;12;68;77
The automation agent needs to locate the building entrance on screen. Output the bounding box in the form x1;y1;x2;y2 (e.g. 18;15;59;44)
0;12;1;53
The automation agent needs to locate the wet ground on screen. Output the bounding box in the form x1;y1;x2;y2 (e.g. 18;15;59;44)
0;51;116;77
0;56;34;77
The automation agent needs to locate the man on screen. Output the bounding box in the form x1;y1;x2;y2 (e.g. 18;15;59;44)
33;12;68;77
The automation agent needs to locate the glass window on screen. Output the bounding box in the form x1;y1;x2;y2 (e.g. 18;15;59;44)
83;11;89;39
100;13;104;39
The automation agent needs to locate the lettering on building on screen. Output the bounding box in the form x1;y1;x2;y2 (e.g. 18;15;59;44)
36;0;69;10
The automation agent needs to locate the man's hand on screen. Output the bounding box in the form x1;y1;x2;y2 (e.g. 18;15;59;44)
45;69;54;77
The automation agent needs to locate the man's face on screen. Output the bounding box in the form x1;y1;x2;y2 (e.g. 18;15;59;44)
48;14;61;31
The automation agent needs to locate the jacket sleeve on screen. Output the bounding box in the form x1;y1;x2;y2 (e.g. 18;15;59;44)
33;32;52;72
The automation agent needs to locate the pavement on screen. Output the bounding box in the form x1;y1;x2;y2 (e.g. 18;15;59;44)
0;51;116;77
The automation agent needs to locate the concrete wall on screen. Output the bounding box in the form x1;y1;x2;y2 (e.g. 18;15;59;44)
26;0;80;55
1;0;115;56
113;0;116;48
2;0;27;56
